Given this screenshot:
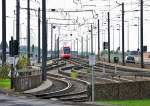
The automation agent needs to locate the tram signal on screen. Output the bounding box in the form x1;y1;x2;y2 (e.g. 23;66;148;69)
9;40;19;56
143;46;147;52
103;42;108;50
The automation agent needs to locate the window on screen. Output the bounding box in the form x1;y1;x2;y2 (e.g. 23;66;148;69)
127;56;135;61
64;47;70;54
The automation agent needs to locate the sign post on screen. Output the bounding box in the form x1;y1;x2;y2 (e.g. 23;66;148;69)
9;36;19;89
89;54;96;101
9;37;14;89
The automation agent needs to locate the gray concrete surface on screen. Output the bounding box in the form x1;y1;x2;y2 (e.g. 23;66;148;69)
0;93;110;106
0;93;74;106
23;79;52;94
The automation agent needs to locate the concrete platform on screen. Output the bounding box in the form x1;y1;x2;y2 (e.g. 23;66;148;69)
23;79;52;94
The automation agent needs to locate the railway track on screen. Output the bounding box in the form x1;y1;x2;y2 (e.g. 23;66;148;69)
56;57;150;85
46;73;90;102
28;64;90;102
20;58;150;103
28;58;150;102
69;57;150;77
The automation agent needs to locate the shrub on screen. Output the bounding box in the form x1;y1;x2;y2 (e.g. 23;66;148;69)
16;56;29;70
0;64;10;79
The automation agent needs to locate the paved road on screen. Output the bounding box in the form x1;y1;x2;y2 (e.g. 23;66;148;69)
0;92;107;106
0;93;76;106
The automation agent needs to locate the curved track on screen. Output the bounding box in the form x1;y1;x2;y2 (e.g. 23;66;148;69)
29;59;90;102
45;73;89;102
64;58;150;84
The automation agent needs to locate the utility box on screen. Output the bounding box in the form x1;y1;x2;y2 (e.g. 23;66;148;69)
114;57;119;63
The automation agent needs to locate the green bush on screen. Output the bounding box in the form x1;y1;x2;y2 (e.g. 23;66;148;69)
0;64;10;79
16;56;29;69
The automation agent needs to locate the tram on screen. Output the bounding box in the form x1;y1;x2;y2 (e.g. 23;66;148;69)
60;46;71;59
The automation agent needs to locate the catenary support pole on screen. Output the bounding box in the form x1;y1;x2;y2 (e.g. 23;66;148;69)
42;0;47;81
98;19;100;60
10;37;14;89
16;0;20;54
55;34;56;58
77;38;78;56
81;36;83;57
122;2;125;66
2;0;6;64
140;0;144;68
38;8;41;63
57;37;59;58
91;24;93;55
90;24;95;102
27;0;30;60
108;12;110;63
74;40;75;57
86;35;88;57
51;24;53;59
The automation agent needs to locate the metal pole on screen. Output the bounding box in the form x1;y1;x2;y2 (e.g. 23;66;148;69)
55;34;56;58
77;38;78;56
81;36;83;57
91;65;94;101
138;17;140;50
127;22;129;51
86;35;88;57
27;0;30;60
71;40;72;56
2;0;6;64
74;40;75;57
90;24;94;101
13;19;15;37
98;19;100;60
10;37;14;89
38;8;41;63
42;0;47;81
113;27;114;52
58;26;60;58
137;17;140;62
122;2;125;66
140;0;144;68
51;24;53;59
57;37;59;58
108;12;110;63
118;24;121;49
16;0;20;54
46;20;48;57
91;24;93;54
102;30;104;50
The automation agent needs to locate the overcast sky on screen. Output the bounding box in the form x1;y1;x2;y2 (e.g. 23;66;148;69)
0;0;150;53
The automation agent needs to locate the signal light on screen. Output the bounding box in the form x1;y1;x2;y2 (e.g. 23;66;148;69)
9;40;19;56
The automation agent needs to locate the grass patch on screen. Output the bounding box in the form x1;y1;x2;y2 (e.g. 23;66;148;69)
97;99;150;106
0;79;10;89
